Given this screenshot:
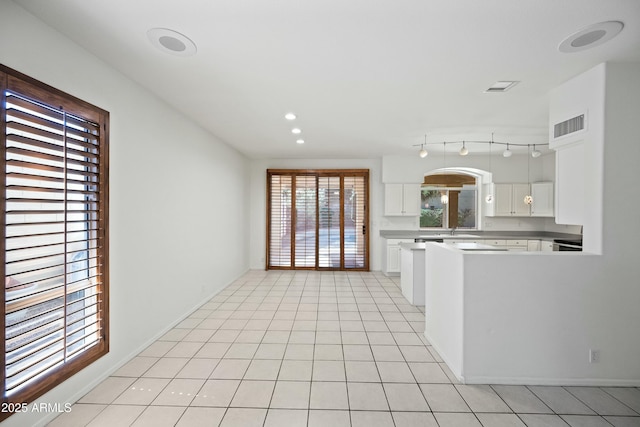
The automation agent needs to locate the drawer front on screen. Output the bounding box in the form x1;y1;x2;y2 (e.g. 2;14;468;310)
484;239;507;246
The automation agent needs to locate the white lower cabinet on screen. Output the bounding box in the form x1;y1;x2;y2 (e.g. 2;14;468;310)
484;239;507;247
505;240;528;251
400;246;425;305
527;240;541;251
384;239;413;275
541;240;554;252
482;239;528;251
445;238;484;244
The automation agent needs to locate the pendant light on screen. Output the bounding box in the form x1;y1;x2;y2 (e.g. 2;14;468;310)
459;140;469;156
441;142;448;204
531;144;541;158
419;134;428;158
440;191;449;205
524;145;533;205
485;134;494;203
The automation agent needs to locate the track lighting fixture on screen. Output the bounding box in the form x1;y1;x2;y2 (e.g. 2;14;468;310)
412;135;549;157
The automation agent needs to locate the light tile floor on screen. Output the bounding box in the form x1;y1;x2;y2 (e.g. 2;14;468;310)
49;270;640;427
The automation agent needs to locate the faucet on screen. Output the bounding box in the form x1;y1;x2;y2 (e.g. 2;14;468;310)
450;227;457;236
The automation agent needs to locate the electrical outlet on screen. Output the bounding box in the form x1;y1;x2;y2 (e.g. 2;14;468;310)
589;349;600;363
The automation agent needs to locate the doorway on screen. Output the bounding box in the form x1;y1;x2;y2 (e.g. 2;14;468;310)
266;169;369;270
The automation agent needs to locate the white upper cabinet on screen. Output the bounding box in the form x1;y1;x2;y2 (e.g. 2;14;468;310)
384;184;420;216
530;182;554;217
494;184;514;216
487;183;531;217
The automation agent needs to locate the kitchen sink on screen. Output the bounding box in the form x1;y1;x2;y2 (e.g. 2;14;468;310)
425;233;480;238
414;233;481;243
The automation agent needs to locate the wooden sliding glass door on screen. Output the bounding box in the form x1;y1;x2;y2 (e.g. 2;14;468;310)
267;169;369;271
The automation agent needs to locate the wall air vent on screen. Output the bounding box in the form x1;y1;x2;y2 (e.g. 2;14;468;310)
554;114;585;139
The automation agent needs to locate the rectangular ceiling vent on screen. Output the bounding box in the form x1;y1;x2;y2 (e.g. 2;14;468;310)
484;81;519;93
554;114;585;139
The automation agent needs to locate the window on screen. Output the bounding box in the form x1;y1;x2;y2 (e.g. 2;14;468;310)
1;65;109;417
420;173;477;229
267;169;368;270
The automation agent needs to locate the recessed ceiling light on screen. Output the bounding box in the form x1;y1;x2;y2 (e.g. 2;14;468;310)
559;21;624;53
484;81;519;93
285;113;297;120
296;139;305;144
147;28;197;57
291;128;302;134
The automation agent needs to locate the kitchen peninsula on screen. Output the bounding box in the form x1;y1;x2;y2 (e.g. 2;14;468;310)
380;229;580;276
424;242;602;385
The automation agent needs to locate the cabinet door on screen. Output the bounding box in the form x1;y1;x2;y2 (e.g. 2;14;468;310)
387;245;402;272
541;241;554;252
527;240;541;251
402;184;420;216
531;182;554;217
494;184;514;216
512;184;532;216
384;184;404;216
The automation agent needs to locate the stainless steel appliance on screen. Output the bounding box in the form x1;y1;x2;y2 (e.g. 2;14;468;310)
553;238;583;251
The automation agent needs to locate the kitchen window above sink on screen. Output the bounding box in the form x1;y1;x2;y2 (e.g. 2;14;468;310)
420;172;478;230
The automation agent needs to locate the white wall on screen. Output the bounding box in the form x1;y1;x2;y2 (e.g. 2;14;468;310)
462;251;618;385
424;244;464;376
549;63;606;248
0;2;250;426
382;151;550;184
249;158;382;270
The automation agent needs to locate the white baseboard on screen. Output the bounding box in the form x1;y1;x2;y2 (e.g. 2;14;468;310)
462;375;640;387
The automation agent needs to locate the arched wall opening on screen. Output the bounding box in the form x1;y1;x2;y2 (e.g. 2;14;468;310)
421;167;492;229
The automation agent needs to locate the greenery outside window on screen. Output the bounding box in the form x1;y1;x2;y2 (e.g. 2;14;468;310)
420;173;477;229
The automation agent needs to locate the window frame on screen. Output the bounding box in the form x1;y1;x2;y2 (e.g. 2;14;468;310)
420;173;479;230
266;169;369;271
0;65;109;419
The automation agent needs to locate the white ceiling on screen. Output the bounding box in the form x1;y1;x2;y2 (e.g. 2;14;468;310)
13;0;640;159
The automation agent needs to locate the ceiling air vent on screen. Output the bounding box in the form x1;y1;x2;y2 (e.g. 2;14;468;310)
554;114;585;139
484;81;519;93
